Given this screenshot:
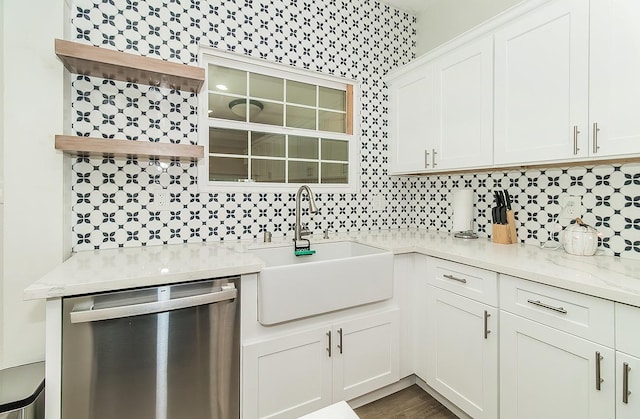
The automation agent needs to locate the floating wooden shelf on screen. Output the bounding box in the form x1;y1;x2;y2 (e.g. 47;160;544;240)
55;39;205;92
55;135;204;160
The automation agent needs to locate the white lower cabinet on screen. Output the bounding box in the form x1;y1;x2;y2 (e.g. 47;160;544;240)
415;257;498;419
615;303;640;418
499;273;617;419
332;311;400;401
500;311;615;418
424;286;498;419
243;326;332;419
242;310;399;419
616;352;640;419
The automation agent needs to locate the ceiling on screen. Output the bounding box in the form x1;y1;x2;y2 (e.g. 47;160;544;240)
380;0;436;13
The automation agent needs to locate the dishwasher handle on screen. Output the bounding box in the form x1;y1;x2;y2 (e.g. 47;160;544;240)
70;287;237;324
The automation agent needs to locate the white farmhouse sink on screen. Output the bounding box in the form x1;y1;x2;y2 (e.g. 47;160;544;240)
249;241;394;325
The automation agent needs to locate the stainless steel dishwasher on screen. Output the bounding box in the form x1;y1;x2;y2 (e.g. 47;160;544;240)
61;277;240;419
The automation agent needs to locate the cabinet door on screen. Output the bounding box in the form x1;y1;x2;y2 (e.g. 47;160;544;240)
589;0;640;157
425;286;498;419
617;352;640;419
494;0;589;165
243;327;332;419
432;36;493;170
388;65;435;173
500;311;615;419
332;310;400;401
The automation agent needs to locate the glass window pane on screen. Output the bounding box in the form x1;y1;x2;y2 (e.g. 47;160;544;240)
250;73;284;101
289;136;318;159
319;87;346;111
287;80;316;106
249;100;283;126
252;132;285;157
318;110;346;133
321;139;348;161
286;105;316;129
209;156;248;181
209;128;248;155
208;65;246;95
321;163;348;184
289;161;318;183
252;159;285;183
208;94;246;121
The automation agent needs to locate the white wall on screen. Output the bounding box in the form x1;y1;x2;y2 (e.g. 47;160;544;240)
415;0;523;55
1;0;66;368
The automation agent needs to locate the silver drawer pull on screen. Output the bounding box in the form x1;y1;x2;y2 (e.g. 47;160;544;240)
484;310;491;339
443;274;467;284
623;362;631;404
596;351;604;391
526;299;567;314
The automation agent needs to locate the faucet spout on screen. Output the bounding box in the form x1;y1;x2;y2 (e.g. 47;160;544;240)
295;185;319;242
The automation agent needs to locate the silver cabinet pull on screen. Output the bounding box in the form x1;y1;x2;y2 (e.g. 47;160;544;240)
623;362;631;404
432;148;438;167
526;299;567;314
424;150;430;168
593;122;600;154
338;328;343;354
484;310;491;339
443;274;467;284
573;125;581;155
327;331;332;357
596;351;604;390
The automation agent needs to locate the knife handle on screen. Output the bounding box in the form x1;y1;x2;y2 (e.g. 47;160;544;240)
504;190;512;210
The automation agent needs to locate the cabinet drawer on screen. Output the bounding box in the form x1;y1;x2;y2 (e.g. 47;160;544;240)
425;257;498;306
616;303;640;356
500;275;614;347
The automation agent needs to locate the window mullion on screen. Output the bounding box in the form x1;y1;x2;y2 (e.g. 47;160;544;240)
247;130;252;182
285;134;289;183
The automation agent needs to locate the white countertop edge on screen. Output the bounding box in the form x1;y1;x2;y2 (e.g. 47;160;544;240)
23;263;264;300
408;246;640;307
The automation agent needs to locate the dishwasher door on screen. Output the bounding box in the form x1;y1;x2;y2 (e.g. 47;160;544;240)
61;277;239;419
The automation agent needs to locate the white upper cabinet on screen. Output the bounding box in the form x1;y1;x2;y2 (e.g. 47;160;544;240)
432;36;494;170
388;65;435;174
494;0;590;165
589;0;640;157
387;35;493;174
388;0;640;172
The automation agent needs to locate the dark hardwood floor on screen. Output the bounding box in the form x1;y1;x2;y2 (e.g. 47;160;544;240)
354;385;459;419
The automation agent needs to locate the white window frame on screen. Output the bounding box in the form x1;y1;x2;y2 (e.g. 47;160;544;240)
197;46;360;193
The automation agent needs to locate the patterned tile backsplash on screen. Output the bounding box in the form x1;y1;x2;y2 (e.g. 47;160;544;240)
68;0;640;261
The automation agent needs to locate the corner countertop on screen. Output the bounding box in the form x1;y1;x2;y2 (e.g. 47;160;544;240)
24;228;640;307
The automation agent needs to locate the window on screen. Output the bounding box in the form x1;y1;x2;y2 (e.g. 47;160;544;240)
198;48;358;191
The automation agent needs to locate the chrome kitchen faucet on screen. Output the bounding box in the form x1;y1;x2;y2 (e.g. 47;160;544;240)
294;185;319;244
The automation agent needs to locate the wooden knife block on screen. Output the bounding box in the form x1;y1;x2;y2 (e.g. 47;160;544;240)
492;210;518;245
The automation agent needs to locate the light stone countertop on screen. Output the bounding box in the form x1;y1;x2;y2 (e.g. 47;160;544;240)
24;228;640;306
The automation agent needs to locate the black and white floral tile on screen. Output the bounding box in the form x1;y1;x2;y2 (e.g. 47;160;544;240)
68;0;640;260
407;163;640;259
70;0;417;251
